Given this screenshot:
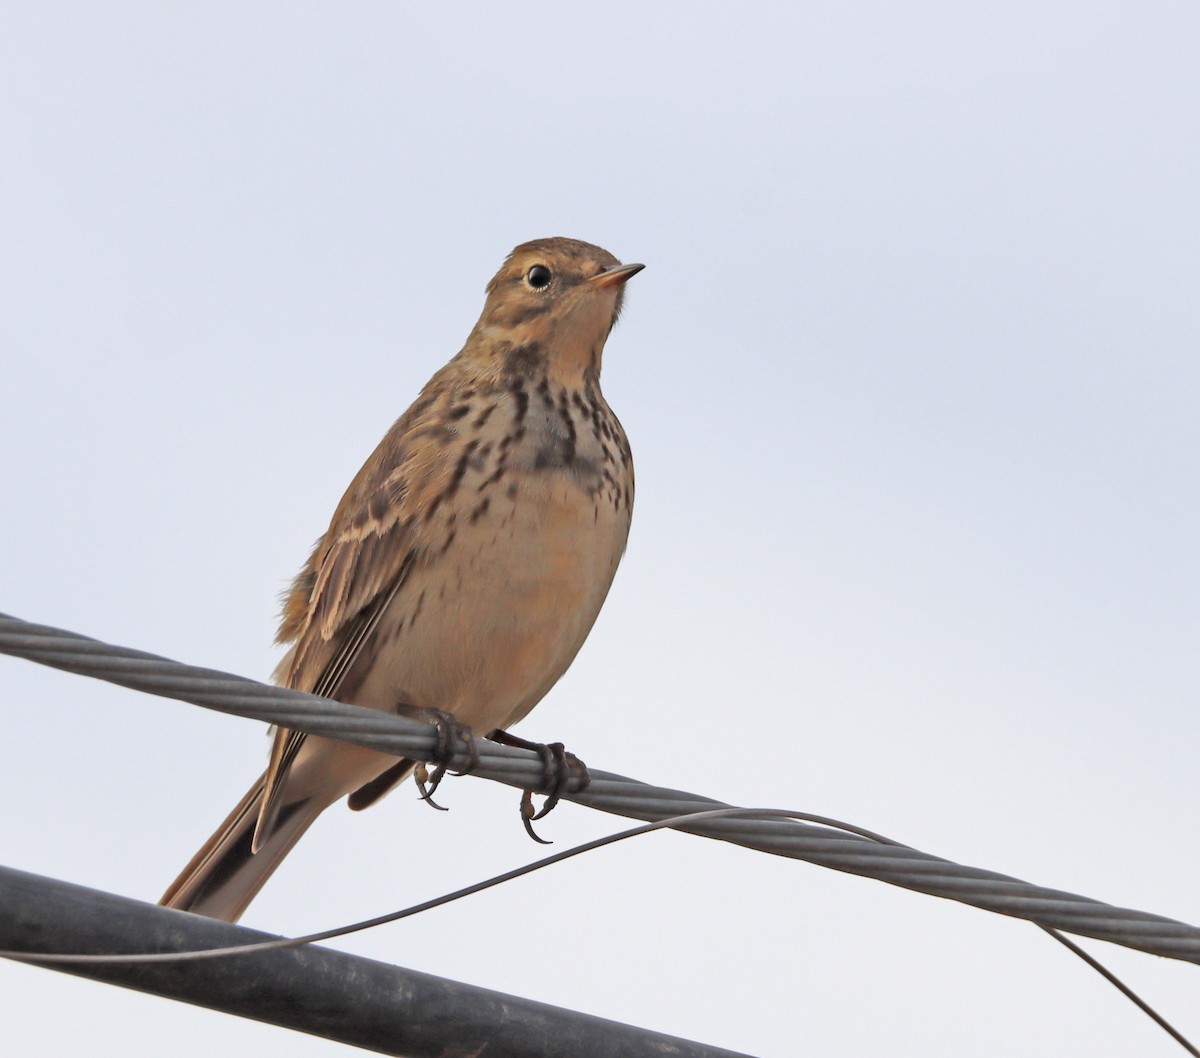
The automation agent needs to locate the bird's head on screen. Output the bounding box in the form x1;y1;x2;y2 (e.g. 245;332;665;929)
466;237;643;382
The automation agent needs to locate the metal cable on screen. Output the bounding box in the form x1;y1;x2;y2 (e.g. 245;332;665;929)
3;610;1199;965
0;865;755;1058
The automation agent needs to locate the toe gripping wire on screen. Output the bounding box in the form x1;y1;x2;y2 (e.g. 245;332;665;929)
412;717;589;843
488;731;591;844
393;704;588;842
407;707;480;811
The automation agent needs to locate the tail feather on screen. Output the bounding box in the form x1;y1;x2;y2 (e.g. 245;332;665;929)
159;771;324;923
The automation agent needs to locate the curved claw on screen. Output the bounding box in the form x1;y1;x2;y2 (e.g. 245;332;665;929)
414;762;450;811
531;745;592;820
520;790;553;845
404;707;481;809
487;729;590;841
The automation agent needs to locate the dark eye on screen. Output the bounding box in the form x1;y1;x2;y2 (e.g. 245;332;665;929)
525;265;552;289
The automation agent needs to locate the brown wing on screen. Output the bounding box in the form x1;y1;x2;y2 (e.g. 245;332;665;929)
254;372;463;849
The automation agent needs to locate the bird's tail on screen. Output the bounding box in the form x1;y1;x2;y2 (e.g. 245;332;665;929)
159;772;325;923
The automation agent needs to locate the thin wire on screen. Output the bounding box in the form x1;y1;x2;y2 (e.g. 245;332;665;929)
1038;926;1200;1058
3;806;1194;1057
1;808;885;964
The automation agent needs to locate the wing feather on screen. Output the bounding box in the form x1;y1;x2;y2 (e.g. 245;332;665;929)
254;373;463;848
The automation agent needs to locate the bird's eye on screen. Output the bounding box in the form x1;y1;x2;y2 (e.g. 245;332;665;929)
525;265;552;289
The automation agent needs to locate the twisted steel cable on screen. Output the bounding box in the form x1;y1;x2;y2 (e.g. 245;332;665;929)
2;610;1198;964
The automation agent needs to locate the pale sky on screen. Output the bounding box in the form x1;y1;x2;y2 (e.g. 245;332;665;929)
2;4;1198;1056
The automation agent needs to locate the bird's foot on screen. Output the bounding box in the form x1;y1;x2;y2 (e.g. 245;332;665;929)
402;706;478;810
488;730;590;843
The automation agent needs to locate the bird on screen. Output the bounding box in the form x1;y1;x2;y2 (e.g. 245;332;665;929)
160;237;642;923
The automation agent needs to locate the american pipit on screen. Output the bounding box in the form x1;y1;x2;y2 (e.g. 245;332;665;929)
160;238;641;922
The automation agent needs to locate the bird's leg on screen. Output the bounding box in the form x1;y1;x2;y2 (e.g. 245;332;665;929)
398;705;478;810
487;729;591;842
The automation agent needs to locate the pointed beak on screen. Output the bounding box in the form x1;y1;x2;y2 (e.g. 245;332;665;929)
588;262;645;289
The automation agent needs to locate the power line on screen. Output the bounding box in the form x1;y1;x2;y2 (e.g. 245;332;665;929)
0;864;754;1058
2;610;1199;965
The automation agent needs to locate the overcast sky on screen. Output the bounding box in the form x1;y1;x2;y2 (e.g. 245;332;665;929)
2;4;1198;1056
